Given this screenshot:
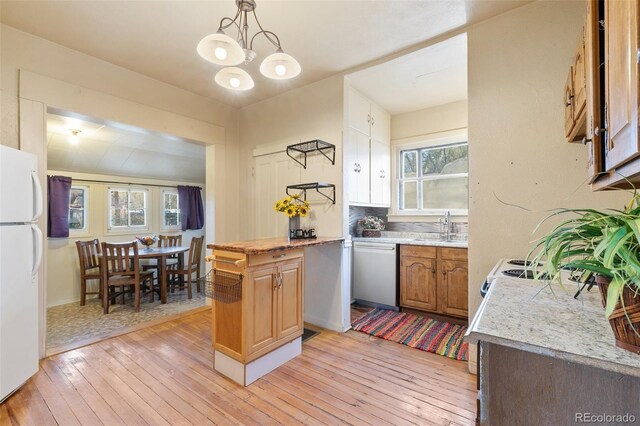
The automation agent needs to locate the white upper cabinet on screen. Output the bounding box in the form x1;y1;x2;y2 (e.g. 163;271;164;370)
345;86;391;207
370;103;391;143
370;138;391;206
348;89;372;136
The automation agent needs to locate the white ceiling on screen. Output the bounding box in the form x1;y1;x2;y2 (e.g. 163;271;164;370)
347;33;467;115
1;0;530;108
47;112;206;182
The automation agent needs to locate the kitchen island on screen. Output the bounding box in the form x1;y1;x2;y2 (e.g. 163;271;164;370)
207;237;344;386
466;275;640;425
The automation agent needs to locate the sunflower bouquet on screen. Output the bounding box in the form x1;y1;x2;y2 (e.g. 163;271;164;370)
274;194;310;218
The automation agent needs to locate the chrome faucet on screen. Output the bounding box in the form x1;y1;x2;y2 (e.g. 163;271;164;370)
441;210;453;241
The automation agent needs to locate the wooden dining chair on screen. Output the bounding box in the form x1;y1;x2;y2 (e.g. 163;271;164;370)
75;239;102;306
101;241;155;314
169;236;204;299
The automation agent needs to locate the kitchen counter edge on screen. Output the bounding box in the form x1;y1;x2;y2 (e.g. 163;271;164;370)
465;276;640;378
208;237;345;255
352;237;468;248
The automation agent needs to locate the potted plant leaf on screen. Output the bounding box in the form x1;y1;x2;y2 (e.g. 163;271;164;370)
528;197;640;353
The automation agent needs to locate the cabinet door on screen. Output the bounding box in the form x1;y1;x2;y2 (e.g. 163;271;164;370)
347;128;371;204
370;103;390;143
564;68;575;139
585;0;603;183
439;260;468;318
348;89;372;136
370;138;391;206
604;0;639;170
246;266;278;355
277;259;303;339
400;255;437;312
572;28;587;122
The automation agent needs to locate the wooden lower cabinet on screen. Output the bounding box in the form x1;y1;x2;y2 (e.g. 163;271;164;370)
211;249;304;364
400;245;468;319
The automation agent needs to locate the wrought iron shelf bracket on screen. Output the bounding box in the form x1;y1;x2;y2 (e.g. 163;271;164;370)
286;182;336;204
286;140;335;169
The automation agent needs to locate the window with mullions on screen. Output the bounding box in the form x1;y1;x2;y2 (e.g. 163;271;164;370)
399;143;468;212
108;188;148;229
69;186;88;231
162;190;180;229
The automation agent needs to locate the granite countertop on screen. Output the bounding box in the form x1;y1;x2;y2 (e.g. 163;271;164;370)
466;275;640;377
352;231;468;248
208;237;344;255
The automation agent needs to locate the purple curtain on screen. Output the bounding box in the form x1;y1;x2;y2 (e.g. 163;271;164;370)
47;175;72;238
178;185;204;231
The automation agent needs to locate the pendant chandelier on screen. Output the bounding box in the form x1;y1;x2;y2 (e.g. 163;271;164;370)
197;0;301;91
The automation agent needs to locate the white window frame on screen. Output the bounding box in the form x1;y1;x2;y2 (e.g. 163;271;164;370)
69;185;89;236
161;188;181;231
107;187;149;232
389;129;468;221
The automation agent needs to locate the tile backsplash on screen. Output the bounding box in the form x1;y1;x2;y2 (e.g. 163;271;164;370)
348;205;468;237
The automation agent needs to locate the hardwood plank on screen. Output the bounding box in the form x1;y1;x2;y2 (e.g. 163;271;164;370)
1;310;476;426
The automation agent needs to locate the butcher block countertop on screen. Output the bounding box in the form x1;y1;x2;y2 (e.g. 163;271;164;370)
208;237;344;255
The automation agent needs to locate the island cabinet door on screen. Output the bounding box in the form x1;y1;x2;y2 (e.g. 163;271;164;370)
400;255;437;312
246;265;278;356
277;259;303;339
438;260;469;318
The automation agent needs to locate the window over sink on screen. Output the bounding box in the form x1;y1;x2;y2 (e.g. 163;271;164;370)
397;141;468;216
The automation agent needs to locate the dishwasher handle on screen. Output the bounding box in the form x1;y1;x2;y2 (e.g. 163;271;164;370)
355;245;396;251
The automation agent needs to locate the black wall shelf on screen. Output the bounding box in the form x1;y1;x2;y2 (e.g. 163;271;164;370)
286;140;335;169
286;182;336;204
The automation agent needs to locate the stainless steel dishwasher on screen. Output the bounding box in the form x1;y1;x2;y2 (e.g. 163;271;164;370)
353;241;398;310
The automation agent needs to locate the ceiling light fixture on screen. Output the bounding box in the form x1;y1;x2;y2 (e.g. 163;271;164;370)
69;129;82;145
197;0;301;91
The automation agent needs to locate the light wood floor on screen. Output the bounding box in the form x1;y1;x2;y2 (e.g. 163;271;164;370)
0;310;477;425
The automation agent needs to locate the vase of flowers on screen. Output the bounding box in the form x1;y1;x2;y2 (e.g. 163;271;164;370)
274;194;310;241
359;216;385;238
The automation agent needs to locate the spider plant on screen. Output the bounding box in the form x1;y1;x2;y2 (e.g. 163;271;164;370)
527;196;640;318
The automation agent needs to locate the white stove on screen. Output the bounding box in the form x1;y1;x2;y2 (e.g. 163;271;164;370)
482;258;587;298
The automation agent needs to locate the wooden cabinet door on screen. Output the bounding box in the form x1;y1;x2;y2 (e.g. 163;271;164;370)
604;0;639;170
370;103;390;143
572;28;587;122
564;68;575;139
439;260;469;318
348;88;372;136
277;259;303;339
400;255;437;312
370;138;391;206
585;0;603;183
246;265;278;355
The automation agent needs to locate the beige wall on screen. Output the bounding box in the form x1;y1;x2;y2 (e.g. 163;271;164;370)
0;24;240;243
391;100;468;141
46;171;205;307
238;74;345;239
467;1;628;319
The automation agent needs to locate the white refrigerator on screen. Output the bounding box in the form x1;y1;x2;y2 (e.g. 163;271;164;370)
0;145;43;402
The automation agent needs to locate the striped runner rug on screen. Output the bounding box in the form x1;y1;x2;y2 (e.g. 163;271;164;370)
351;308;469;361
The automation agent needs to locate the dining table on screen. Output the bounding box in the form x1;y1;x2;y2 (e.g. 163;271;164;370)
134;246;190;304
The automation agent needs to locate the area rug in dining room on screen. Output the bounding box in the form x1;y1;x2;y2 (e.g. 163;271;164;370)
351;308;469;361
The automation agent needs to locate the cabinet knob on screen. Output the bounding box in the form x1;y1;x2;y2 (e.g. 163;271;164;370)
581;137;592;145
565;95;574;107
354;163;358;172
371;117;375;126
595;126;607;137
357;163;361;173
367;114;371;123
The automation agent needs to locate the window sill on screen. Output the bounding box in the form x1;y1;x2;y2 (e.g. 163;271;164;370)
387;212;468;223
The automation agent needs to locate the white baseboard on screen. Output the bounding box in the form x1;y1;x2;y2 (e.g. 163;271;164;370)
304;313;350;332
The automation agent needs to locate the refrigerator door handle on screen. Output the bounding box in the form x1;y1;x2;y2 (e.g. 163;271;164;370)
31;224;43;277
31;171;43;221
